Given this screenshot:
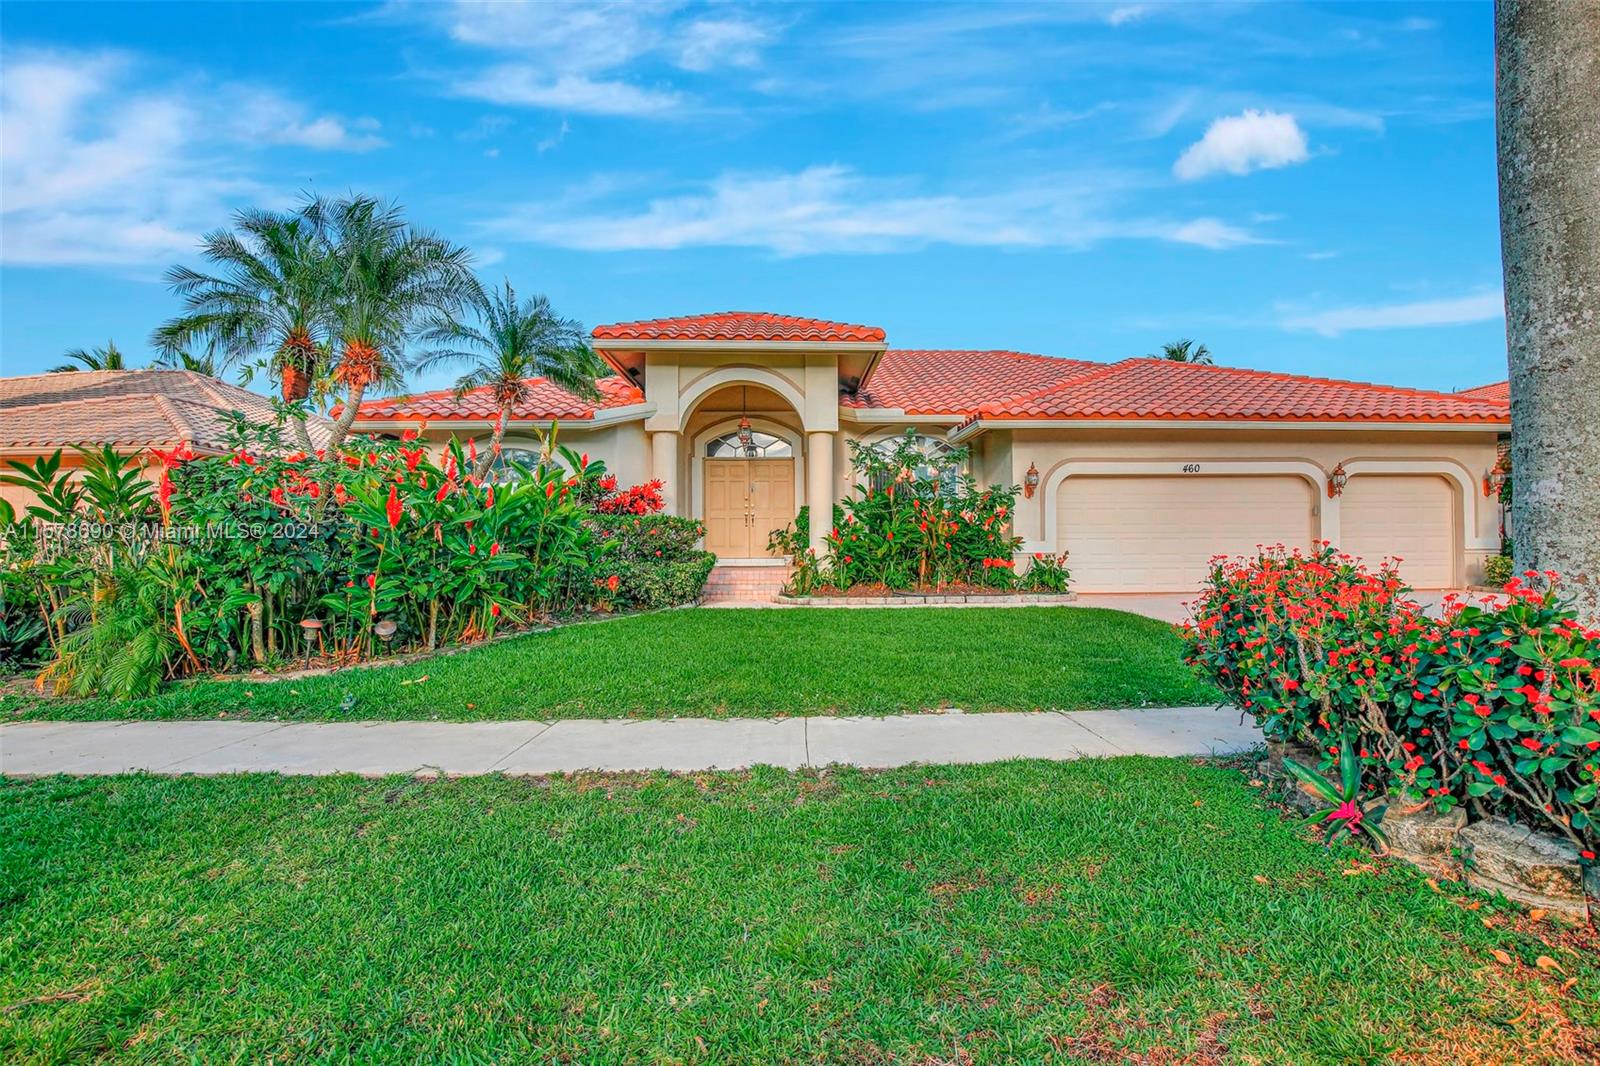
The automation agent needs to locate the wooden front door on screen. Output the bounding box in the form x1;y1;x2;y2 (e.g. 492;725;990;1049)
703;459;795;557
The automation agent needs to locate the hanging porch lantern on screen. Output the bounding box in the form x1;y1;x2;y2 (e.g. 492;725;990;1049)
737;387;757;456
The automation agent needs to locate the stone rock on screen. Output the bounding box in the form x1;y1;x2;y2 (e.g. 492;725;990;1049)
1382;803;1466;878
1264;739;1321;780
1459;818;1588;922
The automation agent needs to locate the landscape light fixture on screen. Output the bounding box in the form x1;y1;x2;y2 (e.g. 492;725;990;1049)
299;618;324;668
1023;462;1040;499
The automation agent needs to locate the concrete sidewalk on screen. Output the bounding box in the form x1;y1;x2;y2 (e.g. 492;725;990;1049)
0;706;1258;777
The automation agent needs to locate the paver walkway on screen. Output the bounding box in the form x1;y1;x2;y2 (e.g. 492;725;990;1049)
0;705;1258;777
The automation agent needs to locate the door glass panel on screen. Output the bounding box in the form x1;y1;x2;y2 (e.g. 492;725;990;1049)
706;431;792;458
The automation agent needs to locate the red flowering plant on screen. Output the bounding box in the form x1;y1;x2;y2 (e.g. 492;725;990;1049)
1420;575;1600;858
802;429;1022;592
1183;547;1600;860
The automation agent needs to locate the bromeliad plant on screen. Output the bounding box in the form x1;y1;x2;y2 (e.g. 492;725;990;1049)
1285;738;1392;855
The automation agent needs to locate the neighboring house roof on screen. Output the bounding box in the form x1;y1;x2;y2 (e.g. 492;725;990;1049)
593;311;887;344
844;350;1102;416
0;370;332;452
353;375;645;423
969;359;1511;425
1458;380;1509;403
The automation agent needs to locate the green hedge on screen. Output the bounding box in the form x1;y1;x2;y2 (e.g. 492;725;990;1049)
611;554;716;609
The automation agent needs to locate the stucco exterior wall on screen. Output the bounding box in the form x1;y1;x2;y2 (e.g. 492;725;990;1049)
1000;426;1505;584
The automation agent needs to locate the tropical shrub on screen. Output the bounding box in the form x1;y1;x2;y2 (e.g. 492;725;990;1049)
1181;545;1600;860
0;419;708;697
591;512;715;609
778;430;1027;592
1483;554;1514;587
1020;551;1072;593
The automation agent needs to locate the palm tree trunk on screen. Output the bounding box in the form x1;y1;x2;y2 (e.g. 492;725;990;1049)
289;416;313;453
324;380;368;455
471;404;511;481
1496;0;1600;620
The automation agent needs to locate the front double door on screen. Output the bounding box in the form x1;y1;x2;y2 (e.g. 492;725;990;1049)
703;458;795;558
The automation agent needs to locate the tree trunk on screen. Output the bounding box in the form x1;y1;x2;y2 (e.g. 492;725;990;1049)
471;404;511;481
289;416;313;453
323;380;368;456
1496;1;1600;620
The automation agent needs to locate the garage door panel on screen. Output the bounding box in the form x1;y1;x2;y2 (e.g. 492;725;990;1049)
1340;476;1455;588
1057;476;1315;593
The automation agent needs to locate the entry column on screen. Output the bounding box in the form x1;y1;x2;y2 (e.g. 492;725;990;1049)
806;431;835;558
651;430;680;516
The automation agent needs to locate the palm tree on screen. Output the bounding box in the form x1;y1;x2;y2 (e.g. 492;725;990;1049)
50;340;128;373
307;195;479;454
417;281;603;479
1496;2;1600;620
1152;339;1213;365
153;208;334;449
154;339;220;377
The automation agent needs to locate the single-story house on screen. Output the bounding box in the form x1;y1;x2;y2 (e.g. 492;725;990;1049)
349;311;1508;592
0;369;332;516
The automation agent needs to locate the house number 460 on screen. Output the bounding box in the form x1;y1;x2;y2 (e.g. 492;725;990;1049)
1181;463;1202;473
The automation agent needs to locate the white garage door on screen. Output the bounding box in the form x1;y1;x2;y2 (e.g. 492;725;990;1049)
1056;476;1316;593
1340;475;1456;588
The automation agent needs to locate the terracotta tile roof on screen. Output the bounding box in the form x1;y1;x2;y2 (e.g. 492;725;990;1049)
354;375;645;422
1458;380;1509;403
846;349;1102;415
593;312;886;343
0;370;332;452
971;359;1512;425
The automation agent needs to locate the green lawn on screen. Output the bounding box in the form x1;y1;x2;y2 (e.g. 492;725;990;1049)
2;759;1593;1063
7;607;1219;722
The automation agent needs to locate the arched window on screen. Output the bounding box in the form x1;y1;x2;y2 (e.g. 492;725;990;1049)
484;447;547;484
705;430;793;458
866;434;964;496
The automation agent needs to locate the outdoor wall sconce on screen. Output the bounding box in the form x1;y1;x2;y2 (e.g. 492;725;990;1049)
299;618;323;668
1327;462;1349;498
1023;462;1040;499
1483;456;1510;498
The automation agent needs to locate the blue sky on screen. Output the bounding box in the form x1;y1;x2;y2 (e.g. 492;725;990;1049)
1;1;1507;393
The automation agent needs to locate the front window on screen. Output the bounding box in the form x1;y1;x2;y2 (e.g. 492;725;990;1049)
705;430;792;458
867;434;963;496
484;447;547;484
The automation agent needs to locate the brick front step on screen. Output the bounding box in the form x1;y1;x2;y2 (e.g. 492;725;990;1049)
702;564;790;604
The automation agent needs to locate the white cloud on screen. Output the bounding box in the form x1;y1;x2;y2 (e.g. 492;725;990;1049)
0;48;377;267
1166;218;1270;250
413;1;774;116
484;164;1269;256
228;91;386;151
538;119;572;153
1106;6;1150;27
1281;291;1504;336
451;68;682;117
1173;109;1310;180
677;18;770;71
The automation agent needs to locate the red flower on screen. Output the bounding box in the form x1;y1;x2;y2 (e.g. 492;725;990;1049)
490;602;500;617
401;427;420;442
366;573;377;589
386;485;402;528
606;574;619;592
490;542;500;557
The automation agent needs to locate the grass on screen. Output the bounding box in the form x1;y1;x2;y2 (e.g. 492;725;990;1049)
2;759;1595;1063
6;607;1219;722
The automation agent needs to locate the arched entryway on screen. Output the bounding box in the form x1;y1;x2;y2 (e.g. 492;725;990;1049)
685;384;805;559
